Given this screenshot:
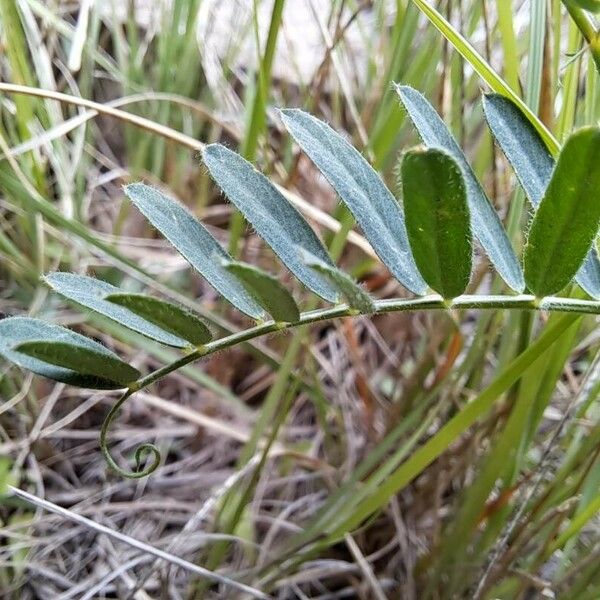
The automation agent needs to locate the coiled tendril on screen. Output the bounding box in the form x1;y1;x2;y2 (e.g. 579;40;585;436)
100;390;161;479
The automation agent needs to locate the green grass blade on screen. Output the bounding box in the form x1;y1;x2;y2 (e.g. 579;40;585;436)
525;0;547;113
410;0;560;155
568;0;600;11
328;313;580;535
496;0;521;93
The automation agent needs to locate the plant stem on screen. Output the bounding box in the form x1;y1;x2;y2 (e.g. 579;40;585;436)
132;294;599;395
562;0;600;74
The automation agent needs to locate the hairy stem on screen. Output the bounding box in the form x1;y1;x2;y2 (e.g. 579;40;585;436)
138;293;600;392
99;293;600;477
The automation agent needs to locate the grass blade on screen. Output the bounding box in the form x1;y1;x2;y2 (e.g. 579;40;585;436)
329;313;580;535
410;0;560;155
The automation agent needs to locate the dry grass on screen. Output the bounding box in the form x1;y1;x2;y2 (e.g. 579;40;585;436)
1;1;600;599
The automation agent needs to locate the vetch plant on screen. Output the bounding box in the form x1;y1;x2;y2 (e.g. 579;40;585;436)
1;86;600;484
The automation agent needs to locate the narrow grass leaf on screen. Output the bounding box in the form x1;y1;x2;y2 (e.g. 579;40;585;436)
524;128;600;297
410;0;559;155
483;93;600;299
301;249;375;314
279;108;427;295
0;457;15;497
570;0;600;12
124;183;264;319
400;147;472;298
396;85;524;292
44;273;196;347
329;313;579;536
202;144;338;302
14;340;140;386
223;261;300;323
0;317;131;389
105;293;212;345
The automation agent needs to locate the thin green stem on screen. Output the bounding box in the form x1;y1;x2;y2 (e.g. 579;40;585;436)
100;389;161;478
100;293;600;477
562;0;600;74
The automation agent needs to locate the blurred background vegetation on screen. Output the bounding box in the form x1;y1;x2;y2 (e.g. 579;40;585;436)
0;0;599;598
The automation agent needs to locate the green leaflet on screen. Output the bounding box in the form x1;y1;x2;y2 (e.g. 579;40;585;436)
400;147;472;299
202;144;338;303
0;317;133;389
483;93;600;299
105;293;212;345
279;108;428;296
45;272;196;348
124;183;264;319
569;0;600;12
482;94;554;207
223;261;300;323
524;128;600;297
396;84;524;292
15;340;140;386
301;249;375;314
